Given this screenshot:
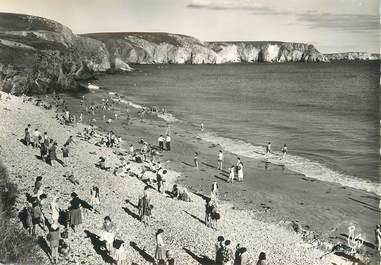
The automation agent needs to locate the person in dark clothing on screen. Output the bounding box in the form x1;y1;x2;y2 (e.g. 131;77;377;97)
68;192;83;231
156;170;167;193
48;142;65;166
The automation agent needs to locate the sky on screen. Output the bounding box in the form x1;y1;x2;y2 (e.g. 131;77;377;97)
1;0;380;53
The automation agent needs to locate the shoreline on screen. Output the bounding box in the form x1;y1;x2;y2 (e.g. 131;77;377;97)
44;90;379;262
0;91;371;265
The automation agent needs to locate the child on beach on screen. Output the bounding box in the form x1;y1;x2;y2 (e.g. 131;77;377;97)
194;152;199;169
228;165;235;183
217;150;224;170
101;216;115;254
90;186;100;208
33;128;40;148
112;240;128;265
24;124;31;146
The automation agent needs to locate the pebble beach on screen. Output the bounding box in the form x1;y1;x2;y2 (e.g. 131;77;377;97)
0;91;376;265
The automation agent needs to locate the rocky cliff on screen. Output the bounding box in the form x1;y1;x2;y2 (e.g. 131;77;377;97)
0;13;110;95
82;32;327;64
324;52;380;61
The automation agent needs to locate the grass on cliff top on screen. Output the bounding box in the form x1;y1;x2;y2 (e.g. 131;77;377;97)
81;32;197;46
0;12;65;33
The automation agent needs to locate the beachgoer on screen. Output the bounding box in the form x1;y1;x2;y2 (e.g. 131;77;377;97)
48;142;65;167
31;200;43;235
112;240;128;265
205;200;212;228
215;236;225;264
194;152;199;169
166;250;175;265
65;136;75;146
155;229;166;264
256;252;267;265
237;162;243;182
158;135;165;151
129;144;134;155
157;169;167;193
47;223;60;264
281;144;288;160
79;113;83;123
62;143;69;159
101;216;115;253
33;176;43;195
376;225;381;251
265;142;272;159
50;196;60;226
201;122;204;132
218;150;224;170
33;128;40;148
90;186;100;208
228;165;235;183
165;134;171;151
222;240;234;265
211;182;219;198
24;124;31;146
68;192;83;231
138;187;152;225
25;202;33;234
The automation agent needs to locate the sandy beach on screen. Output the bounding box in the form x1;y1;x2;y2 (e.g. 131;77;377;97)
0;91;378;265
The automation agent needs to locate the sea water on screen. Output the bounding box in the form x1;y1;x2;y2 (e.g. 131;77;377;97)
84;61;381;194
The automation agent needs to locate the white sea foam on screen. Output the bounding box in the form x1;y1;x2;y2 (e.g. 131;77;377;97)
117;98;179;122
200;132;381;196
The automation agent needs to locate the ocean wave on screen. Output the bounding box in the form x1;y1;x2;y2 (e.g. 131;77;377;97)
200;132;381;196
117;98;179;122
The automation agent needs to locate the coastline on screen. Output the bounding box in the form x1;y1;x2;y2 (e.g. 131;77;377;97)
0;91;369;265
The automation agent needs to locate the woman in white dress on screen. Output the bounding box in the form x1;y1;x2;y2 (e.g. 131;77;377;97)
237;162;243;182
101;216;115;253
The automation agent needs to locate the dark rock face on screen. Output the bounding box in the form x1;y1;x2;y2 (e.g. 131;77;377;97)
0;13;110;95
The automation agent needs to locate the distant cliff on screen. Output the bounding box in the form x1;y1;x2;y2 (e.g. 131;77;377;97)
82;32;327;64
324;52;380;61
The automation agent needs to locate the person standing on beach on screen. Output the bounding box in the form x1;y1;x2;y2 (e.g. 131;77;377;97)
211;182;219;198
158;135;165;151
129;144;134;155
33;129;41;148
48;142;65;167
215;236;225;264
138;187;152;225
90;186;100;208
237;162;243;182
281;144;288;161
79;112;83;123
194;152;199;169
201;122;204;132
62;143;69;160
155;229;166;265
265;142;272;159
68;192;83;232
165;134;171;151
228;165;235;183
217;150;224;170
156;169;167;193
24;124;31;146
47;222;60;264
375;225;381;251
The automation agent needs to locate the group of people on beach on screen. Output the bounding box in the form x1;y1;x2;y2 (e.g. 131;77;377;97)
16;94;283;265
